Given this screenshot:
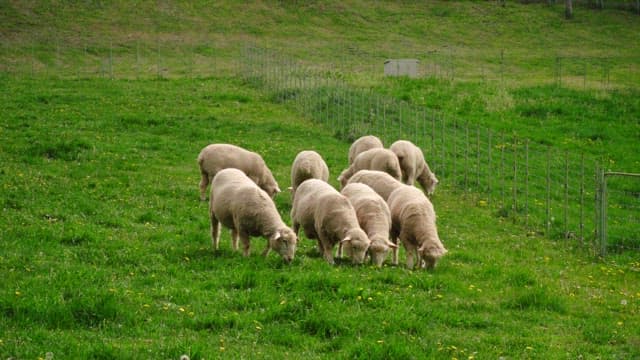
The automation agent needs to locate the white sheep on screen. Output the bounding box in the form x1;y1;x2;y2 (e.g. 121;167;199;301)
348;135;384;165
346;169;405;201
389;140;439;195
197;143;281;201
338;148;402;188
210;168;297;263
388;185;447;269
290;150;329;201
341;183;397;267
291;179;371;265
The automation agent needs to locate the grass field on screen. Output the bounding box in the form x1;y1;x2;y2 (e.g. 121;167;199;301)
1;1;640;359
1;75;639;359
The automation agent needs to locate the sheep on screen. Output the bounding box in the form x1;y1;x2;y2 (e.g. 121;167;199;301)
341;183;397;267
197;143;281;201
290;150;330;201
338;148;402;188
348;135;384;165
209;168;297;263
346;170;405;201
389;140;439;195
388;185;447;269
291;179;371;265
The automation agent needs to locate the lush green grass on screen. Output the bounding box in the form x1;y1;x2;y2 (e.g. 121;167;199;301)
1;77;639;359
2;1;640;86
1;1;640;358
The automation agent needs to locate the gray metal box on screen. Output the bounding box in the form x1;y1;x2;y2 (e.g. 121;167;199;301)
384;59;419;78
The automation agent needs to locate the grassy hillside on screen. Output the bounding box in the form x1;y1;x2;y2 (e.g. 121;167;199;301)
2;1;639;84
1;76;639;359
1;1;639;359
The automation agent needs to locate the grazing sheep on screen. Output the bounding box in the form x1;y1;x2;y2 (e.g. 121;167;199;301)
338;148;402;188
341;183;397;267
210;168;297;263
348;135;384;165
290;150;330;201
388;185;447;269
389;140;439;195
197;143;281;201
291;179;371;265
346;170;405;201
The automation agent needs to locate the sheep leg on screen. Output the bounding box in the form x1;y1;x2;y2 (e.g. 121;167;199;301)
231;228;240;251
199;173;210;201
403;239;416;269
390;236;400;265
210;215;220;250
261;242;271;257
240;233;251;257
392;245;399;266
318;236;335;265
292;221;300;236
335;241;343;258
406;250;415;269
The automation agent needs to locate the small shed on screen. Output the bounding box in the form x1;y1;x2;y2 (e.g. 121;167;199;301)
384;59;419;78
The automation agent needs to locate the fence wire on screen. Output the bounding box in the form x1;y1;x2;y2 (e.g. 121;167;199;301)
241;44;639;256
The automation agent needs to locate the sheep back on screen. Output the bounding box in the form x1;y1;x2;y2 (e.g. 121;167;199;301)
390;140;438;195
290;150;330;198
210;168;296;262
291;179;370;264
198;143;280;199
346;170;405;201
348;135;384;164
341;182;395;267
388;185;447;269
339;148;402;188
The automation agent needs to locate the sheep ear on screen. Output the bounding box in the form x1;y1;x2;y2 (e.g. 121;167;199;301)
341;236;351;244
272;231;282;241
275;187;281;194
387;240;399;249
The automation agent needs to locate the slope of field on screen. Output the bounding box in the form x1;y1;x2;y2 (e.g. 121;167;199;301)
1;76;639;359
1;1;639;358
2;1;639;84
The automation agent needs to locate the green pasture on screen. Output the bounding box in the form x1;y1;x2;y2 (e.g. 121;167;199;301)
1;76;638;359
1;1;639;359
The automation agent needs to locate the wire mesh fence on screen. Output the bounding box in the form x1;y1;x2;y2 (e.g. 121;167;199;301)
1;38;238;79
596;172;640;255
2;39;638;256
241;44;639;256
3;38;640;90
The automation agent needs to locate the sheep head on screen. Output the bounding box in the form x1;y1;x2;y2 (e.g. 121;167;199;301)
341;228;371;265
418;242;447;269
368;237;398;267
270;228;297;263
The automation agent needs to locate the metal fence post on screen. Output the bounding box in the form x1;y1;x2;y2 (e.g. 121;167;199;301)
599;168;608;256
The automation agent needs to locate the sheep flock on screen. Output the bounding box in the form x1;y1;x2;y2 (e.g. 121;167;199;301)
197;135;446;269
